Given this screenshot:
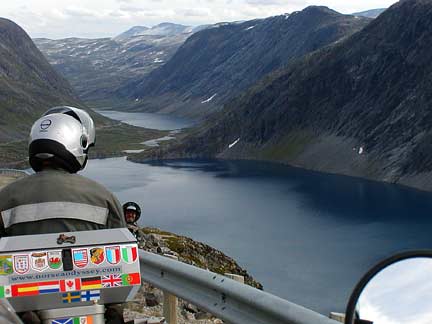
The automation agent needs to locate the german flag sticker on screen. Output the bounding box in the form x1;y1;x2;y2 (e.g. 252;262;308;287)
81;276;102;290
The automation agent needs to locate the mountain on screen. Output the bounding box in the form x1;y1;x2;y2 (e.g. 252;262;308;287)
115;26;150;40
0;18;81;142
115;23;203;40
138;0;432;192
119;6;371;118
34;25;205;105
352;8;386;18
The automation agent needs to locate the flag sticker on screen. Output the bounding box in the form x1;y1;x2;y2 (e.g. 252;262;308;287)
81;276;102;290
12;282;40;297
73;249;88;268
90;248;104;265
102;274;122;288
60;278;81;292
0;256;13;275
62;291;81;303
31;252;49;272
0;285;12;298
38;281;60;294
48;251;62;270
13;255;30;274
51;317;93;324
74;316;93;324
121;245;138;264
121;273;141;286
51;318;73;324
81;290;100;302
105;246;120;265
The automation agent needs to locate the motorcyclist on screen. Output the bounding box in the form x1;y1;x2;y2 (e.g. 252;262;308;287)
123;202;144;241
0;106;127;324
0;106;126;236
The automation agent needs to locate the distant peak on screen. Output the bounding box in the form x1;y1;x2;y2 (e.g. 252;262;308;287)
301;6;340;15
154;22;189;28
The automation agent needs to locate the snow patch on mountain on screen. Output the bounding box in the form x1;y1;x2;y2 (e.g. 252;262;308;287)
201;94;217;103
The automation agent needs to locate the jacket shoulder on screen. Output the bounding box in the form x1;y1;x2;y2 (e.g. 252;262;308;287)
71;173;117;199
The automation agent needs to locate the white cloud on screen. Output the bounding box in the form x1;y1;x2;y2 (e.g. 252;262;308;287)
63;6;101;18
177;8;211;17
0;0;398;39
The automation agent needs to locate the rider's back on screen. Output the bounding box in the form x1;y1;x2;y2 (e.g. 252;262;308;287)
0;168;124;236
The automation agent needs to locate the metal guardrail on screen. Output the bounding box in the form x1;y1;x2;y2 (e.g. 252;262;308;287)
0;168;30;177
139;250;338;324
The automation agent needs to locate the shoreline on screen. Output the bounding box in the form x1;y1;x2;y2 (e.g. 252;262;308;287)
128;152;432;195
0;153;432;193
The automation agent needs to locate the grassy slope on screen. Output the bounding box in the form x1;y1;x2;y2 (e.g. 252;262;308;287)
0;123;166;169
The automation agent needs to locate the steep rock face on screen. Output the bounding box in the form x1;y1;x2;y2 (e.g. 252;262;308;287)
140;0;432;191
121;6;370;118
0;18;81;142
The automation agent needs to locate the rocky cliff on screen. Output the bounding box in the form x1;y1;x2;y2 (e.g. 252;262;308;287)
0;18;81;142
130;0;432;192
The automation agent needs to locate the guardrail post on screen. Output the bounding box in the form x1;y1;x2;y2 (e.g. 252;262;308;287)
163;292;178;324
162;254;178;324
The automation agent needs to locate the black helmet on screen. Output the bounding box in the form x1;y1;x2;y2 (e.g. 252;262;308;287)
123;202;141;221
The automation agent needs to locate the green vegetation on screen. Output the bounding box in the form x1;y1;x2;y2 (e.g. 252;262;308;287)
0;124;167;168
90;124;166;159
0;141;28;168
85;98;137;110
142;227;173;236
259;131;315;161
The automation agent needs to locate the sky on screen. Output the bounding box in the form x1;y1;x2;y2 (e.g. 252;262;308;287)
1;0;398;39
358;258;432;324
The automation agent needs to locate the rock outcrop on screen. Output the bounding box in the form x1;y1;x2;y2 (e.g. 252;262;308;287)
124;227;263;323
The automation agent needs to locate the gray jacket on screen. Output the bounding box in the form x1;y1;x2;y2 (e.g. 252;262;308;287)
0;168;126;237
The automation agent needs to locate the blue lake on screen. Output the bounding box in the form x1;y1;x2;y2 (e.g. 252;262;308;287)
96;109;195;130
82;156;432;315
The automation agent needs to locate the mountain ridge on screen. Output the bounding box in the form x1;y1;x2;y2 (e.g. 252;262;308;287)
119;6;371;118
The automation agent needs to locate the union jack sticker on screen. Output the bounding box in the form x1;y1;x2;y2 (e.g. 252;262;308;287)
101;274;122;288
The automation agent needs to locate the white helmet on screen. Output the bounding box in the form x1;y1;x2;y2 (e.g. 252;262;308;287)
29;106;96;173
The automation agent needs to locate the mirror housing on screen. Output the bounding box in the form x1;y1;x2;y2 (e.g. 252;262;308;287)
345;250;432;324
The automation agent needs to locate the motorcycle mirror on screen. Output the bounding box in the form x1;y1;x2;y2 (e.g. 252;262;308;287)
345;250;432;324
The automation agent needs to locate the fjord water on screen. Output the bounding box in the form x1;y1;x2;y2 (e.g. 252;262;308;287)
83;111;432;314
96;109;195;130
82;157;432;314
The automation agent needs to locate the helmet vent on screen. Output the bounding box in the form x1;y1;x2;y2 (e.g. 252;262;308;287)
35;153;54;159
81;135;88;149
